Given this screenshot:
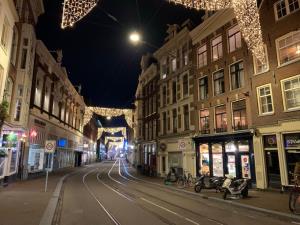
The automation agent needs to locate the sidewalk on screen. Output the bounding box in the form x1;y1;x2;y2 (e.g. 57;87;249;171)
0;168;75;225
130;169;296;219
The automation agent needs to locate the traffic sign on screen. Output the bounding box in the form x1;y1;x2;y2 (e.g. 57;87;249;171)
178;139;186;150
45;140;56;153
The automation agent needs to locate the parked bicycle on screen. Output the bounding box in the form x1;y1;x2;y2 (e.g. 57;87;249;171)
289;173;300;214
177;171;196;188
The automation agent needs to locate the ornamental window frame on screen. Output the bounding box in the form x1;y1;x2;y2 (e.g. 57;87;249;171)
281;74;300;111
274;0;300;20
256;84;275;115
276;30;300;66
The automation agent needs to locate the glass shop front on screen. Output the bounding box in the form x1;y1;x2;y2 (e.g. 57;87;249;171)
195;133;255;182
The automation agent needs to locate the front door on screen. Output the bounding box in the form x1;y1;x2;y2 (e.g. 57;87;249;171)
265;150;281;188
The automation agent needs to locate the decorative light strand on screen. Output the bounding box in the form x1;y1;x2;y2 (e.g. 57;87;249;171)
169;0;265;63
61;0;98;29
84;107;133;128
98;127;127;140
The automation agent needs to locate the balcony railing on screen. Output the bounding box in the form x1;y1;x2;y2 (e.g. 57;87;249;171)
233;124;248;131
215;127;227;133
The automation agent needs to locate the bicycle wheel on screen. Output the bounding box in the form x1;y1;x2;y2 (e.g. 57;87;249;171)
289;190;300;214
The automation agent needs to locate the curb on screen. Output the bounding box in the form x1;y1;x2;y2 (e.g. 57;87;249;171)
39;173;71;225
135;176;300;222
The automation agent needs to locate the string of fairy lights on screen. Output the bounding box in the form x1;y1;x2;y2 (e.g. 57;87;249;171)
169;0;265;63
61;0;265;62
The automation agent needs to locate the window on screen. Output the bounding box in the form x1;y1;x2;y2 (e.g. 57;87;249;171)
20;38;29;69
44;85;50;112
198;77;208;100
182;44;188;66
276;31;300;65
232;100;248;130
183;105;189;130
230;61;244;90
161;58;167;79
212;36;223;61
199;109;209;134
215;105;227;133
172;81;177;103
1;17;9;50
171;57;177;72
282;75;300;110
10;28;18;65
3;77;13;109
162;85;167;106
14;99;22;121
162;112;167;135
183;74;189;96
254;46;269;74
34;78;42;107
53;100;59;117
257;84;274;114
274;0;299;20
213;70;225;95
197;45;207;68
172;109;177;133
228;25;242;52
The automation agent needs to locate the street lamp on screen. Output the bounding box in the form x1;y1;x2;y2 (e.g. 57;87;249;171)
129;31;141;45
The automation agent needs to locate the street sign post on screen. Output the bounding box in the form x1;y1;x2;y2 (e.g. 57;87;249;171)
44;140;56;192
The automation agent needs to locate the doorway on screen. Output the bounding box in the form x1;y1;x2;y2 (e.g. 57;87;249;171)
265;150;281;188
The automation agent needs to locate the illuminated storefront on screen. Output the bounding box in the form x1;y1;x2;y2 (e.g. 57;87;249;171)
195;132;255;181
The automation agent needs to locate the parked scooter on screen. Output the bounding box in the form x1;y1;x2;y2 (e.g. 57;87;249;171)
164;167;180;183
222;175;249;199
194;173;225;193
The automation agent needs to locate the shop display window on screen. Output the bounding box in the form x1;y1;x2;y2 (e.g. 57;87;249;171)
199;144;210;175
225;141;237;152
227;155;236;177
9;149;18;173
28;147;44;172
238;140;249;152
284;133;300;184
212;144;223;177
0;156;5;177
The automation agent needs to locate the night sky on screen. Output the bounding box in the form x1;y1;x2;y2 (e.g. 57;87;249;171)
36;0;203;108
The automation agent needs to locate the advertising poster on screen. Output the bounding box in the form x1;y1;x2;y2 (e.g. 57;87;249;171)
241;155;251;179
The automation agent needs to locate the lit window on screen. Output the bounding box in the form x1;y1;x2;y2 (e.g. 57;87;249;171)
257;84;274;114
281;75;300;110
199;109;209;134
228;25;242;53
230;61;244;90
212;36;223;61
182;44;188;66
215;105;227;133
213;69;225;95
34;78;42;107
161;58;167;78
254;45;269;74
232;100;247;130
3;77;13;109
171;57;177;72
197;45;207;68
276;31;300;65
274;0;299;20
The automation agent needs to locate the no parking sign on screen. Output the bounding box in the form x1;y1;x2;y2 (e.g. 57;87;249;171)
45;140;56;153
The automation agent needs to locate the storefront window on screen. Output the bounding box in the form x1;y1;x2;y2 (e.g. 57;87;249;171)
199;144;210;175
227;155;236;177
28;146;45;172
9;149;18;173
284;133;300;184
168;152;182;168
212;144;223;177
238;140;249;152
0;150;6;177
225;141;237;152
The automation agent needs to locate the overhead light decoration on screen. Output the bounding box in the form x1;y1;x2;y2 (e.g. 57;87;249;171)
169;0;266;63
84;107;133;128
61;0;98;29
98;127;127;140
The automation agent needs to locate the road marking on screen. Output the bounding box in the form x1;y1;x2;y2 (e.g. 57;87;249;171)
82;169;121;225
108;160;126;186
140;197;200;225
97;172;133;202
207;218;224;225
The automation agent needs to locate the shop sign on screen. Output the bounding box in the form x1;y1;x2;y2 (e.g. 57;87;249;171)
285;134;300;148
263;135;277;148
45;140;56;153
178;139;187;150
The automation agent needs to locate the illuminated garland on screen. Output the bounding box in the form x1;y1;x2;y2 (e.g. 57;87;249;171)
98;127;127;140
61;0;98;29
105;136;124;145
84;107;133;128
169;0;265;63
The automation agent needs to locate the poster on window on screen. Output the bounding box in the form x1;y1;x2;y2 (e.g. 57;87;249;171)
213;154;223;177
227;155;236;177
241;155;251;179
